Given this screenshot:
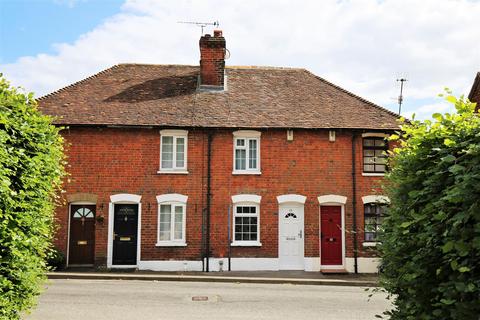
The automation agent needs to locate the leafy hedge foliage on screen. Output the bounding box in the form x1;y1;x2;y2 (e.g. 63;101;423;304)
380;92;480;319
0;76;65;319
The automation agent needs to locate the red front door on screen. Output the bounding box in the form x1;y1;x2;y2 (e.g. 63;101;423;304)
321;206;342;265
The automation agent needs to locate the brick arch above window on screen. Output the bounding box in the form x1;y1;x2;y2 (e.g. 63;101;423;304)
110;193;141;204
233;130;261;138
67;193;97;204
361;132;389;138
362;195;390;204
231;194;261;204
318;194;347;205
156;193;188;204
277;194;306;205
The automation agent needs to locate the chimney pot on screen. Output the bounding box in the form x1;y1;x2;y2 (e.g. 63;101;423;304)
214;30;222;37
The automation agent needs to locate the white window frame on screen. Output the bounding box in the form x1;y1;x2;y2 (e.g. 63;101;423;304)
159;129;188;174
231;194;262;246
156;194;188;246
362;195;390;247
232;130;261;175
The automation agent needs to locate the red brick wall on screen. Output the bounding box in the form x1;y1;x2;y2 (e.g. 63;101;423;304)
54;127;386;266
199;33;225;87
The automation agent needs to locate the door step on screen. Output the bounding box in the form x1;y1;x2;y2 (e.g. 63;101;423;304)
320;269;348;274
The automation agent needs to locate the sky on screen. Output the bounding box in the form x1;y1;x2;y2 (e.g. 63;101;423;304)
1;0;479;120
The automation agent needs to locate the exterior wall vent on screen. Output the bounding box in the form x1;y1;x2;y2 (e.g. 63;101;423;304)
329;130;336;142
287;130;294;141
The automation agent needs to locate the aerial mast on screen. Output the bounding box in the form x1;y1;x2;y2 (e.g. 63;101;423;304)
397;78;407;115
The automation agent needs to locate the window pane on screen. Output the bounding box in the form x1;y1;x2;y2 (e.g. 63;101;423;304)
374;149;384;157
174;206;183;240
234;214;258;241
375;139;386;147
176;137;185;168
235;149;246;170
236;139;245;147
365;232;376;241
364;150;374;157
364;164;374;172
159;205;171;241
375;164;386;172
248;139;257;169
363;139;374;147
375;156;386;165
161;136;174;169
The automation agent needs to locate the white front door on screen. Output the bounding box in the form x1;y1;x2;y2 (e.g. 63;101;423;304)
279;205;304;270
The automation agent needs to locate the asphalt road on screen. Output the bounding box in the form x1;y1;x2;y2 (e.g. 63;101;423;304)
24;279;391;320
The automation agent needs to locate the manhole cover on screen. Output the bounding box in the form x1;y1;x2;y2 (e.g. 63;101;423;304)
192;296;209;301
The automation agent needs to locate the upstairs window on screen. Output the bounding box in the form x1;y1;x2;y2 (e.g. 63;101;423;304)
159;130;188;173
363;137;388;173
233;130;261;174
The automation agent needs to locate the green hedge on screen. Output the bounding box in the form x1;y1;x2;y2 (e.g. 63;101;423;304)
0;76;65;319
380;92;480;319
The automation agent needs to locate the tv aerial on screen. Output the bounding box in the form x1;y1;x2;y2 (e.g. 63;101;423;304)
396;78;408;115
178;20;220;35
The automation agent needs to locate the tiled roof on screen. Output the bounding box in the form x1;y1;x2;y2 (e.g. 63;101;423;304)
38;64;400;130
468;72;480;103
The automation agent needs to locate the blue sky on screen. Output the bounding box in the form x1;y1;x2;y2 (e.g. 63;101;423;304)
1;0;123;63
1;0;479;119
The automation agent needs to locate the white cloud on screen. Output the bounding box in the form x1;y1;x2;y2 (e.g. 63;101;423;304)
2;0;480;118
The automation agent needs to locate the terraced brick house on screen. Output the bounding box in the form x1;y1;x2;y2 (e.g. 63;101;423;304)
38;30;399;273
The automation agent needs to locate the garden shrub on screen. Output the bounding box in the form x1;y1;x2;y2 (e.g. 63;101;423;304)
0;75;65;319
380;92;480;319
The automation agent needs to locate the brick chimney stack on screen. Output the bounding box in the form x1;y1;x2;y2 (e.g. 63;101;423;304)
199;30;226;89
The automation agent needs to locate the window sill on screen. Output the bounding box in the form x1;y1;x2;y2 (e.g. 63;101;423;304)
155;242;187;247
362;173;385;177
232;171;262;175
157;170;189;175
362;242;379;247
230;241;262;247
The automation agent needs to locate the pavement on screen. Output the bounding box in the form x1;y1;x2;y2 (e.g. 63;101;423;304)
48;269;379;287
24;279;390;320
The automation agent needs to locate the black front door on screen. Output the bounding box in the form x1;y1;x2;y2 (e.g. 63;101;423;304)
112;204;138;265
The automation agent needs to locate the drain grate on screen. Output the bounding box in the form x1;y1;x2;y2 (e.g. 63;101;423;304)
192;296;209;301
